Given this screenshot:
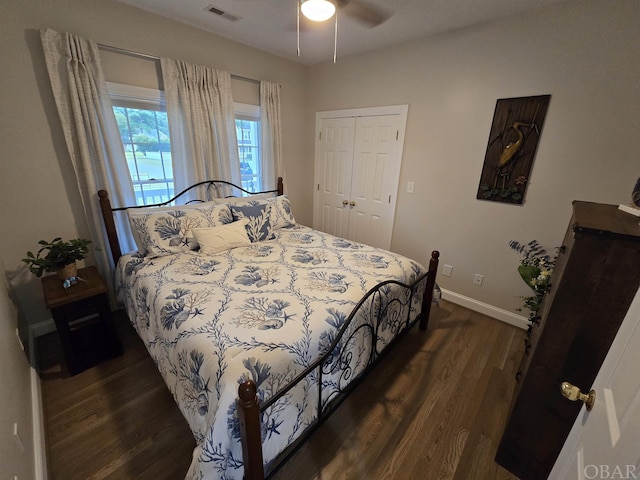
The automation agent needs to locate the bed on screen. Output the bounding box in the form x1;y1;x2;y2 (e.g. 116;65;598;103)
98;178;439;480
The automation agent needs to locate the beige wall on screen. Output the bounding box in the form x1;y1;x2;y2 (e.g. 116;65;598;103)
307;0;640;316
0;0;311;328
1;0;639;332
0;257;36;480
0;2;638;473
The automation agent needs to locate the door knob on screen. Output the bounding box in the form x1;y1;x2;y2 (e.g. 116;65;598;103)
560;382;595;411
349;201;356;207
342;200;349;206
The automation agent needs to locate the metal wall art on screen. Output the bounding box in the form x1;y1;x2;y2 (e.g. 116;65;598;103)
477;95;551;205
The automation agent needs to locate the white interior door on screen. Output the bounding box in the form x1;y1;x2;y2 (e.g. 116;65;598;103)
549;286;640;480
314;116;356;240
313;106;407;250
348;115;401;249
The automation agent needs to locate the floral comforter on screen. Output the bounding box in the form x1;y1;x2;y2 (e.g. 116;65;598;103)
115;224;427;479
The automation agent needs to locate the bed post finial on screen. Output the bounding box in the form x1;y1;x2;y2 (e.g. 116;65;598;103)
277;177;284;196
419;250;440;331
98;189;122;265
237;380;265;480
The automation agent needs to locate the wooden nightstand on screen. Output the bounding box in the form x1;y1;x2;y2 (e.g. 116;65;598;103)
41;266;123;375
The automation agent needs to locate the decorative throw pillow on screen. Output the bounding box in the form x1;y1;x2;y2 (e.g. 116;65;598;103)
192;220;251;255
229;201;274;242
266;195;296;229
128;202;233;257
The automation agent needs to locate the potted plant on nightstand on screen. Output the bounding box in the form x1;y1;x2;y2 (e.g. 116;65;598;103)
22;237;92;279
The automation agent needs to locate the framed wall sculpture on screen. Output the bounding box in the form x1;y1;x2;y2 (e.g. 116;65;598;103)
477;95;551;205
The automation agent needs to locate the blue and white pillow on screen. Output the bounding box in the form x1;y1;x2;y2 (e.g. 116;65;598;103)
229;201;274;242
266;195;296;229
128;202;233;257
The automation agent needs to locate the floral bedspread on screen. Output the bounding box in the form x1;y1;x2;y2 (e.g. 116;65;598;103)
115;224;427;479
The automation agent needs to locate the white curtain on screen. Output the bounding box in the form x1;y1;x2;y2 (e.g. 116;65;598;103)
260;81;285;191
161;58;241;199
40;28;137;290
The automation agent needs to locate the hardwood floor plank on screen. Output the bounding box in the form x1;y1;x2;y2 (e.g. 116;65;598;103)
40;302;523;480
406;312;505;479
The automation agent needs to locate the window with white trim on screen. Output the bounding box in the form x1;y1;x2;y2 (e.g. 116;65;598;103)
235;103;262;192
108;86;264;201
108;82;174;206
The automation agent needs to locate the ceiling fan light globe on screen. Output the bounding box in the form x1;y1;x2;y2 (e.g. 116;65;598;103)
301;0;336;22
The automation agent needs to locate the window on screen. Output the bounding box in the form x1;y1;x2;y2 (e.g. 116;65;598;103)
108;86;263;201
235;103;261;192
108;83;174;206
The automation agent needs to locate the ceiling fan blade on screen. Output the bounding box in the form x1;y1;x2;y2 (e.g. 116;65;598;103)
338;0;391;27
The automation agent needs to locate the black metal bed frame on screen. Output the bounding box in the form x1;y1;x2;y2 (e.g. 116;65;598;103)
97;177;439;480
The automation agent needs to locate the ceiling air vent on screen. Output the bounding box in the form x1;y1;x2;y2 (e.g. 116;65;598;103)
206;5;242;22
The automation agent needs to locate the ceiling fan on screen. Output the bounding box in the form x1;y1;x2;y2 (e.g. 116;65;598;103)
301;0;392;27
294;0;391;62
234;0;392;62
234;0;392;28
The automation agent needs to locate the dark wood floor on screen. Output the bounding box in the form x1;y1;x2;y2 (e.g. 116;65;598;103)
39;301;523;480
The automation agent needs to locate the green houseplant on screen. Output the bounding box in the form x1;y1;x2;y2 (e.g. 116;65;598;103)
509;239;557;332
22;237;92;278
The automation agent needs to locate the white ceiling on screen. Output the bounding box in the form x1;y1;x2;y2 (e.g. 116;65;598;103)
116;0;568;65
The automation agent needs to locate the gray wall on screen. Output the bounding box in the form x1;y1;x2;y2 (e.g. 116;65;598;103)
0;0;311;330
307;0;640;316
1;0;639;332
0;258;36;480
1;0;639;476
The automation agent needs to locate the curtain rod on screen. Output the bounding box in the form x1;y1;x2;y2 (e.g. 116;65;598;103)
97;43;261;85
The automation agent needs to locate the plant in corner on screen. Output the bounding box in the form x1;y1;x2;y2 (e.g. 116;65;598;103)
509;239;557;334
22;237;92;278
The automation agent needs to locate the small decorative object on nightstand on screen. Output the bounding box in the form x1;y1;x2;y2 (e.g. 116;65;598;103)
41;266;122;375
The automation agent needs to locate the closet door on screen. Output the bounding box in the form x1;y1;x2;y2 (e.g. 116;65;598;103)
315;116;356;240
348;115;401;248
313;106;407;251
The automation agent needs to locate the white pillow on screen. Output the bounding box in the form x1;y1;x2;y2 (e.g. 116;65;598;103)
192;220;251;255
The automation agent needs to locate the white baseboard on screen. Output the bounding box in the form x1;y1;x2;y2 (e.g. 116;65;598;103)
441;288;529;330
31;367;48;480
28;320;50;480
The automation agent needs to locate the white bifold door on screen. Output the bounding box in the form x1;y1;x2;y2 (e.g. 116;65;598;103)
313;106;408;250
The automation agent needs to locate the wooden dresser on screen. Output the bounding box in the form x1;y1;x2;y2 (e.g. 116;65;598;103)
496;201;640;480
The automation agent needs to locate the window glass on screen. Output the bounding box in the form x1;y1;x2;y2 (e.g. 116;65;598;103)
235;103;261;192
107;87;265;203
108;83;174;205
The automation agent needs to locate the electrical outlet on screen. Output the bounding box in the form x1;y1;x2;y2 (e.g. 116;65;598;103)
473;274;484;286
442;264;453;277
407;181;415;194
